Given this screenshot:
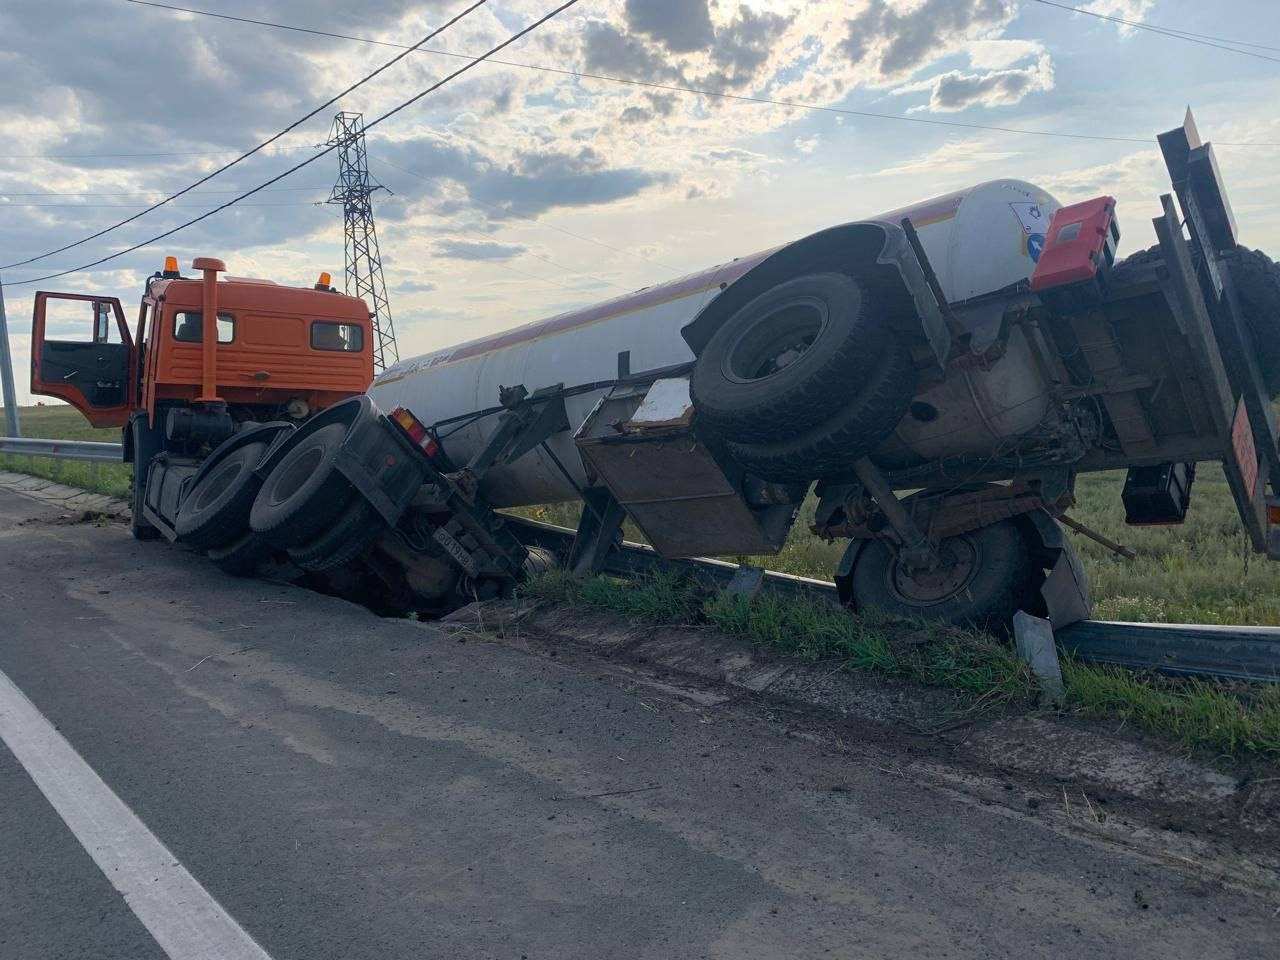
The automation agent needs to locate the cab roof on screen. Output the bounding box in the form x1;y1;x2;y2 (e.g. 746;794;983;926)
146;275;370;322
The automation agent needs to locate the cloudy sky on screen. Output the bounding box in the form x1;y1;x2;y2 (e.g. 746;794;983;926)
3;0;1279;404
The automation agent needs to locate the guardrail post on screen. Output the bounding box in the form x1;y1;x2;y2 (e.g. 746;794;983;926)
0;273;20;439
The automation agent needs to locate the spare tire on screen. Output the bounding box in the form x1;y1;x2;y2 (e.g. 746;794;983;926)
287;499;384;573
250;422;356;548
1115;244;1280;397
1226;247;1280;398
690;272;891;444
724;337;917;483
175;440;271;550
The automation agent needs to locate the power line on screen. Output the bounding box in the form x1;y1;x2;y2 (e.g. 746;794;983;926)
0;0;490;272
0;185;332;197
0;150;244;159
4;200;325;209
4;0;585;288
121;0;1280;148
1028;0;1280;64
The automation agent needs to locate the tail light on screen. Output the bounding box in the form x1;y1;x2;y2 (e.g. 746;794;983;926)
390;407;441;460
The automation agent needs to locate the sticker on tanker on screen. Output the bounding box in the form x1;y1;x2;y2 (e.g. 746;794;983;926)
1010;201;1048;263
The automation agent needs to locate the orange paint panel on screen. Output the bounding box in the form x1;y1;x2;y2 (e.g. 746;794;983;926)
240;314;305;347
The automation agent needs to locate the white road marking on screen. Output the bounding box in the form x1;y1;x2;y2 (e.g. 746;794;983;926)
0;666;273;960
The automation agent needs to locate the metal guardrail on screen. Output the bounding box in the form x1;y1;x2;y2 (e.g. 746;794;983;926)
0;437;124;463
506;516;1280;684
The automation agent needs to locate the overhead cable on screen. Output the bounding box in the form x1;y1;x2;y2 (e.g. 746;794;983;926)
4;0;584;288
1029;0;1280;62
120;0;1280;148
0;0;490;271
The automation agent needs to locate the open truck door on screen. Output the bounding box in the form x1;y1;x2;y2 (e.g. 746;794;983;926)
31;291;135;427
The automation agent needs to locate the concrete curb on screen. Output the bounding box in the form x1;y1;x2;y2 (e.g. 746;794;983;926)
0;470;130;520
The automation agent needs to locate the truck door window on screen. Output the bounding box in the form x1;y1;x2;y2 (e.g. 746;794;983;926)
174;311;235;344
311;321;364;352
45;298;123;345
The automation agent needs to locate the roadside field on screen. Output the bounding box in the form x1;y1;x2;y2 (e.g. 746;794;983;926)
4;402;1278;625
0;405;130;498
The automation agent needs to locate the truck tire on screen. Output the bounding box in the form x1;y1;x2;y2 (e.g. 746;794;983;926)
1225;247;1280;398
250;422;355;548
848;519;1035;631
1115;244;1280;397
129;418;162;541
175;440;271;550
207;532;272;577
286;499;385;573
723;337;917;483
690;273;891;444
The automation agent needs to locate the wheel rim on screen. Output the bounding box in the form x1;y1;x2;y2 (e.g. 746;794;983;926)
886;535;980;607
269;444;324;506
192;456;245;510
722;297;827;384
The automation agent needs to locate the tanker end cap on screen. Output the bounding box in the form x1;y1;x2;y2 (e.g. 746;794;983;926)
192;257;227;273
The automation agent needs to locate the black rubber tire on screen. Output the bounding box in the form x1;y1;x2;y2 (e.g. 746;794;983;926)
690;273;890;444
286;499;385;573
723;337;917;482
129;420;162;541
174;440;270;550
250;422;355;548
207;532;272;577
849;519;1036;631
1226;247;1280;398
1115;244;1280;398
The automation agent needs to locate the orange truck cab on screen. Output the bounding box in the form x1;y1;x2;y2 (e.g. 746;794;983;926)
31;256;375;538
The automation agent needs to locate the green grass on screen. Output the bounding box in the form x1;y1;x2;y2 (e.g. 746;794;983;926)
524;568;1280;757
0;405;132;498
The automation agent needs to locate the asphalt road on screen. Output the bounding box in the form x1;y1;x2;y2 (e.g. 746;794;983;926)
0;486;1275;959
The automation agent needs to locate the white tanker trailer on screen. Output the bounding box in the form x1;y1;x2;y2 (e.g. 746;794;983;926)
369;178;1059;509
113;112;1275;631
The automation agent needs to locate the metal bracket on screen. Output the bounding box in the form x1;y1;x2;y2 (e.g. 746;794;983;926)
467;384;569;475
567;487;627;576
851;457;936;569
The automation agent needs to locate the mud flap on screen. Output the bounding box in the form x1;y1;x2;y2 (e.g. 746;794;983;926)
1022;510;1093;628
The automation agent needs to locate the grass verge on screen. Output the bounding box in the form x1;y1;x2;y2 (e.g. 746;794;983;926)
523;568;1280;759
0;405;130;497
